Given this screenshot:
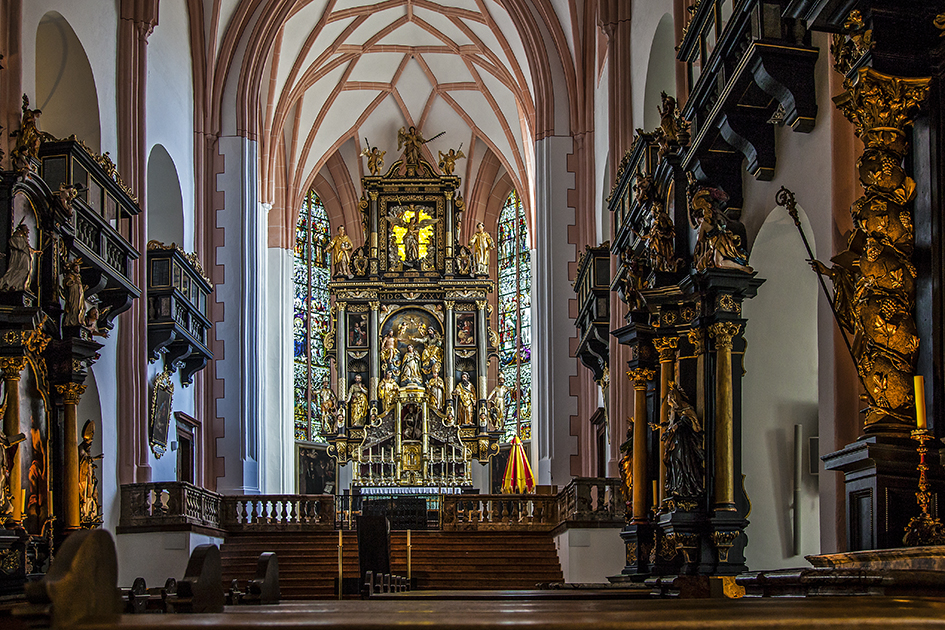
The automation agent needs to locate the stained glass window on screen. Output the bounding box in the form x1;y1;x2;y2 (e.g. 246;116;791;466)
497;190;531;442
294;191;332;442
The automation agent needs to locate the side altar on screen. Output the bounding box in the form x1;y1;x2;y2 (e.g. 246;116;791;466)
322;130;501;487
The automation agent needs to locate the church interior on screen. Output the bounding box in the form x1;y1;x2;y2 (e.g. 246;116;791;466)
2;0;945;627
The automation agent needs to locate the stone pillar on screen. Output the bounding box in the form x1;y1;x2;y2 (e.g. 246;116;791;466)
653;337;678;505
709;322;740;512
1;357;25;523
368;192;379;260
629;368;656;522
444;301;455;395
55;382;86;531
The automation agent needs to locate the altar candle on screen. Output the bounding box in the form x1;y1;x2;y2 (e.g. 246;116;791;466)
916;375;927;430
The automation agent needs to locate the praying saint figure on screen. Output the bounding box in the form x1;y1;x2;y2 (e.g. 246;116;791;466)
453;372;477;426
326;225;354;277
0;224;41;292
468;222;495;276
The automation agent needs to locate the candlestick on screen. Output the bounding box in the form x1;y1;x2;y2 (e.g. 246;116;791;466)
903;428;945;546
915;375;927;429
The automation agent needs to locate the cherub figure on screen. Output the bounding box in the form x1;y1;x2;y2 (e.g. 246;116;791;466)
360;144;386;176
438;147;465;175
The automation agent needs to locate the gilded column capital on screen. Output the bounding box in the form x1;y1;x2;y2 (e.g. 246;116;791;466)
833;68;930;138
444;190;454;200
687;329;706;356
653;337;679;363
369;301;380;311
55;383;87;405
627;368;656;389
444;300;455;310
368;191;379;201
709;322;742;350
0;357;26;380
475;300;487;311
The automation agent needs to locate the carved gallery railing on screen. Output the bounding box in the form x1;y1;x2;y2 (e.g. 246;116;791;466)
118;482;222;533
440;494;558;531
556;477;624;525
118;478;622;534
221;494;335;532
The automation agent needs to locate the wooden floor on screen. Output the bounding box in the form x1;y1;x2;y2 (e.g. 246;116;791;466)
77;595;945;629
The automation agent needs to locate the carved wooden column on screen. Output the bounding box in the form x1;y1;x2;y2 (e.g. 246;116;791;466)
709;322;741;513
653;337;678;505
1;357;24;522
444;300;455;396
55;382;86;532
336;302;347;403
476;299;488;405
629;367;656;522
369;300;379;403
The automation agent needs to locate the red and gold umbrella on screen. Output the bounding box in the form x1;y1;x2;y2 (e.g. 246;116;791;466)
501;435;535;494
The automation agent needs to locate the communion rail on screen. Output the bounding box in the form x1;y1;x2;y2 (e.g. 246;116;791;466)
117;478;621;534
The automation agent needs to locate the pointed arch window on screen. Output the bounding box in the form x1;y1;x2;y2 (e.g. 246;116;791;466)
497;190;532;442
294;191;332;442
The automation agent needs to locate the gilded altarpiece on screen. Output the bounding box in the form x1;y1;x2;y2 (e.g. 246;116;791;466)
324;135;499;487
610;117;763;579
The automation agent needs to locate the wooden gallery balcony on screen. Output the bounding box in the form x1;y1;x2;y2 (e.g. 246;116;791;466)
573;244;611;384
38;140;140;328
146;242;213;385
678;0;819;207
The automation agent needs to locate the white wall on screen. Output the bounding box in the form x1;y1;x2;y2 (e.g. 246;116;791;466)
116;531;224;587
555;527;625;583
261;245;294;493
741;207;820;570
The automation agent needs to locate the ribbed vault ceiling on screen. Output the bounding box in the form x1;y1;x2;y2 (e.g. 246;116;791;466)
249;0;567;237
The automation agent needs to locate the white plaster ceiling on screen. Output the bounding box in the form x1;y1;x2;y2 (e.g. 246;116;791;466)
256;0;554;212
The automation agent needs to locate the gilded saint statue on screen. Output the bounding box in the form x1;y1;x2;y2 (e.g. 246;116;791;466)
378;370;400;411
420;325;443;372
453;372;477;426
468;222;495;276
347;374;369;426
438;147;465;176
426;366;445;411
380;329;400;373
397;126;443;175
63;259;86;327
11;95;45;172
326;225;354;277
0;224;40;292
78;420;103;525
486;373;510;432
0;431;26;523
618;427;633;513
400;345;423;386
360;145;386;176
662;382;704;499
318;376;337;433
689;185;753;273
636;201;678;273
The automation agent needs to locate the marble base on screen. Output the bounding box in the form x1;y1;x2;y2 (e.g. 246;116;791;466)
807;545;945;572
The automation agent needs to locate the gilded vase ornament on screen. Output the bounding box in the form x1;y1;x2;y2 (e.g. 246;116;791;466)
828;67;930;432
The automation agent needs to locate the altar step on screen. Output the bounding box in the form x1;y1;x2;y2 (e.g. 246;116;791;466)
219;530;563;599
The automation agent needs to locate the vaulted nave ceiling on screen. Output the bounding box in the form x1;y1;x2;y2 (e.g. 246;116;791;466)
200;0;584;246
